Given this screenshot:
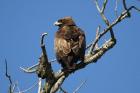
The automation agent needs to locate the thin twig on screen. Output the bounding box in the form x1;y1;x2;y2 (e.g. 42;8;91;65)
5;59;12;85
60;87;67;93
89;26;101;54
86;43;92;49
130;6;140;12
95;26;100;49
94;0;101;12
38;78;42;93
115;0;118;17
95;0;115;39
123;0;127;10
15;81;38;93
20;59;56;73
122;0;131;17
20;66;37;73
101;0;108;13
16;82;21;93
11;83;17;93
73;80;87;93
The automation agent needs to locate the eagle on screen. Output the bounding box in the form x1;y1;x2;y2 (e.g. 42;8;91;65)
54;16;86;71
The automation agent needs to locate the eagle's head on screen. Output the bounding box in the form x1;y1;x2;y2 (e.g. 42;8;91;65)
54;16;76;27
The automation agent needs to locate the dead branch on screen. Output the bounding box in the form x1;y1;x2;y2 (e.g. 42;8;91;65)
14;81;38;93
20;63;39;73
5;59;12;85
36;33;54;79
38;78;42;93
73;79;87;93
88;26;100;54
20;59;57;73
5;59;13;93
59;87;67;93
115;0;119;17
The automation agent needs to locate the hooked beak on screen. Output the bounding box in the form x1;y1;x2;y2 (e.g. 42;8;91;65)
54;21;62;26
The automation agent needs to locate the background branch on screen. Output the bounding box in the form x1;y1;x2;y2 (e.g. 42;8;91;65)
94;0;115;39
5;59;12;85
115;0;118;17
73;79;87;93
5;59;13;93
59;87;67;93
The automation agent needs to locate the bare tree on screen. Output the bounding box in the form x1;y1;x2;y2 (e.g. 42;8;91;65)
6;0;140;93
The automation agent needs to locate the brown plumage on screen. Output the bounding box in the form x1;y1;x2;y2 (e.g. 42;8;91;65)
54;16;86;71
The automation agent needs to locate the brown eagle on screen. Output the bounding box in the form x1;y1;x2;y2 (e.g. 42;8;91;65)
54;16;86;71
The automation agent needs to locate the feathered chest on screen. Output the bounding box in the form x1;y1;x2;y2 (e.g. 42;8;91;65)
54;26;83;56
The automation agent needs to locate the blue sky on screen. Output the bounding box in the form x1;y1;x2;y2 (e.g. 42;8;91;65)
0;0;140;93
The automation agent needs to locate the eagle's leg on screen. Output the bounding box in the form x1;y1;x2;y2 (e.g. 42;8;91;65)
67;56;77;70
62;61;76;72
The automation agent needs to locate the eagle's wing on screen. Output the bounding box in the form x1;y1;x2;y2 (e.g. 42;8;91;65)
78;28;86;49
71;28;86;59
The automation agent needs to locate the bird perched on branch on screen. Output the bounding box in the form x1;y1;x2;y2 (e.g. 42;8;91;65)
54;16;86;71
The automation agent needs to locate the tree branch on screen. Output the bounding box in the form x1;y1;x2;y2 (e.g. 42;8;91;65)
59;87;67;93
38;78;42;93
36;33;54;79
73;79;87;93
94;0;115;39
115;0;119;17
5;59;13;93
5;59;12;85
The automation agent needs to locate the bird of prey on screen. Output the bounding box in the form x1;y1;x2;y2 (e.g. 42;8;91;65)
54;16;86;71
